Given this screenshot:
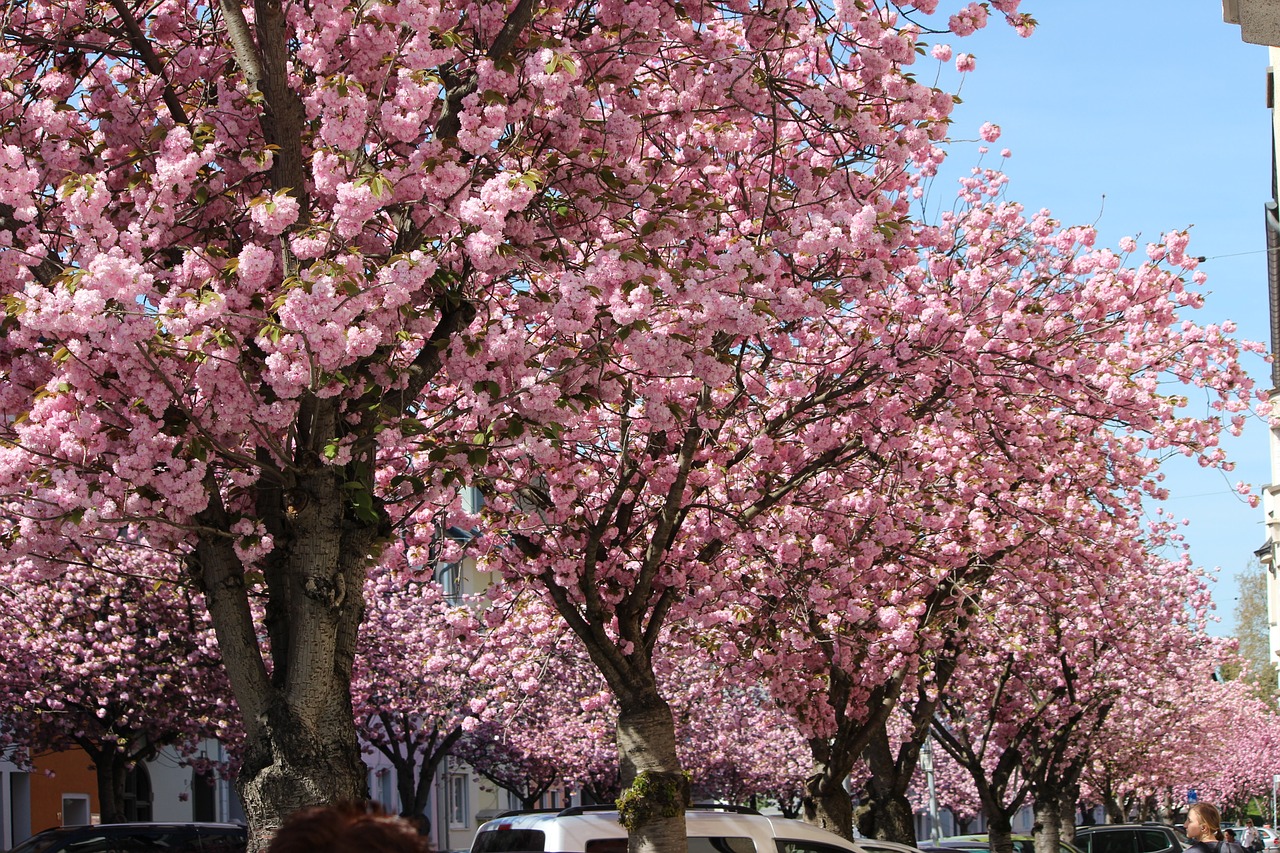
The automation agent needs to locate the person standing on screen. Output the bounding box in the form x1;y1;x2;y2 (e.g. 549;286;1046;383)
1185;804;1225;853
1224;829;1249;853
1244;820;1263;853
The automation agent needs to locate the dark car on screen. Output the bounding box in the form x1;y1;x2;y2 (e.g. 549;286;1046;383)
1074;823;1189;853
10;822;247;853
918;834;1083;853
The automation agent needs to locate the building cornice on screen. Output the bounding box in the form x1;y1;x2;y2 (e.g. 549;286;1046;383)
1226;0;1280;46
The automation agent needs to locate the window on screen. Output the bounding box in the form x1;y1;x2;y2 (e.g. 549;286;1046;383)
691;838;754;853
449;774;469;828
372;767;394;811
585;842;627;853
1138;832;1174;853
60;795;90;827
774;841;844;853
1092;831;1136;853
472;829;545;852
200;827;249;853
588;835;755;853
122;764;152;822
436;561;462;602
192;770;217;822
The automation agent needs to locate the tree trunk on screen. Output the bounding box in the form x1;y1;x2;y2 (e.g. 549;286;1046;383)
803;764;853;842
1033;794;1063;853
93;751;128;824
236;691;368;850
1060;795;1078;844
385;726;461;821
615;699;690;853
860;726;918;844
800;678;900;842
197;464;377;852
862;793;916;845
989;812;1016;853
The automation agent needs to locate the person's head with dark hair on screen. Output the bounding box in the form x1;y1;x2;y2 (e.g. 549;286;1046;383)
266;801;432;853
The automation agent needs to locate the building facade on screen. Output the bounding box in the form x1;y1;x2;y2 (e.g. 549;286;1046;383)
1226;1;1280;688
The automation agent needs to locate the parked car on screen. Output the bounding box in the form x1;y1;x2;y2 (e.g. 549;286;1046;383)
917;834;1083;853
470;803;909;853
1073;823;1188;853
10;821;247;853
860;840;930;853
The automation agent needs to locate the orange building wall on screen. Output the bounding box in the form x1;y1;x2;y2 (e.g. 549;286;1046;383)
28;749;99;832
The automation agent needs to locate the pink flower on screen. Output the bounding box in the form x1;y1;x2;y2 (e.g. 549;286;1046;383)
237;244;276;288
955;53;976;72
948;3;989;36
249;192;300;235
979;122;1001;143
931;44;953;61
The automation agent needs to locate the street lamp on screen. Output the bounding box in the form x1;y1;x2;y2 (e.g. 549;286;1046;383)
920;737;942;844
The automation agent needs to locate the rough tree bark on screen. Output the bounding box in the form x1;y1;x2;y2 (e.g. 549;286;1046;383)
92;752;130;825
1032;789;1064;853
859;722;920;844
196;461;376;850
801;678;899;841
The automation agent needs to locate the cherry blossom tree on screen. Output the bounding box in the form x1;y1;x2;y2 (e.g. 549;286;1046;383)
0;0;1260;850
453;621;616;810
353;550;486;821
928;537;1226;853
0;544;236;822
672;162;1261;837
672;667;809;810
1080;652;1280;823
0;0;1051;849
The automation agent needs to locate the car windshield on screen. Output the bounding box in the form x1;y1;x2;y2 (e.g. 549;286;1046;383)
10;831;74;853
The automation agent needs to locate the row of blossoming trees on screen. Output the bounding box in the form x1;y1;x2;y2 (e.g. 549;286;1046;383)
1;538;1275;850
0;0;1272;850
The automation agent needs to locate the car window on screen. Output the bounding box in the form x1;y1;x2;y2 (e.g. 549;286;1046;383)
862;844;911;853
775;842;851;853
1138;831;1173;853
585;841;627;853
473;829;547;852
582;834;757;853
197;828;246;853
11;834;70;853
55;827;206;853
692;839;754;853
1092;830;1135;853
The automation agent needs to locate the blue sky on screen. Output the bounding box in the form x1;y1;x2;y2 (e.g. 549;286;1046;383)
927;1;1273;635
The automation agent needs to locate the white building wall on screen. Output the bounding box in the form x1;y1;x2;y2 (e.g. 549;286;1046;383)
146;740;241;824
1266;46;1280;686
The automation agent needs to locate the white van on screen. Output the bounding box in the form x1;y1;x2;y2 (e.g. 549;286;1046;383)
469;804;903;853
